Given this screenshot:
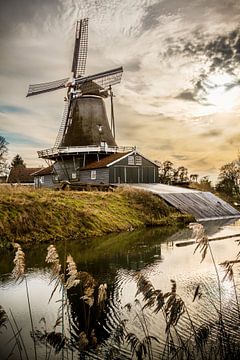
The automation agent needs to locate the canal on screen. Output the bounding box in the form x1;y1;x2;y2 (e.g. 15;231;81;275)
1;220;240;359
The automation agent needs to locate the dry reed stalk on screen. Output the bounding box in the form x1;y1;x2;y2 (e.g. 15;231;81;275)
0;305;7;332
190;223;209;262
164;280;185;332
11;243;38;360
98;283;107;304
65;255;80;289
78;331;89;350
12;243;25;281
220;261;234;282
78;272;96;307
45;245;61;277
220;259;240;323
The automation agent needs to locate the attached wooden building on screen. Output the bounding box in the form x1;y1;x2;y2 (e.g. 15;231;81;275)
33;165;55;188
79;151;159;184
34;151;159;187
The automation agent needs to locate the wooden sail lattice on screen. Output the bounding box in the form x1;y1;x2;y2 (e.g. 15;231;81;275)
27;77;69;97
72;19;88;78
54;99;71;148
75;67;123;92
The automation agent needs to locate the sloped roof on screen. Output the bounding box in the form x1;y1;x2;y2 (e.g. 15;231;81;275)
80;152;131;170
32;165;54;176
8;167;42;183
80;151;160;171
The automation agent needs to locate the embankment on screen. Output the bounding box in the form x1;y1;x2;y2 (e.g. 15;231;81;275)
0;186;193;246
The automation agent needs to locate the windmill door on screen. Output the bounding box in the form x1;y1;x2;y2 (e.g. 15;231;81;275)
126;166;139;183
142;166;155;183
111;166;139;183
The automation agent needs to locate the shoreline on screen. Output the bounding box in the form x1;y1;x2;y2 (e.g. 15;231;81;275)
0;186;193;247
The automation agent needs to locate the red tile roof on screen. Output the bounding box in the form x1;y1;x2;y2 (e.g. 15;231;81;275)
8;167;42;183
32;165;54;176
80;152;130;170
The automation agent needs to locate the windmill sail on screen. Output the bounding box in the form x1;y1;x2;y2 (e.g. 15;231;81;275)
54;99;72;148
72;18;88;78
26;77;69;97
75;66;123;88
27;19;123;153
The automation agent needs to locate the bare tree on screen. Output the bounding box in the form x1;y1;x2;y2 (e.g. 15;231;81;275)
0;136;8;175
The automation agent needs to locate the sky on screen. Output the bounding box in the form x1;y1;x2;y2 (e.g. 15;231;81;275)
1;0;240;181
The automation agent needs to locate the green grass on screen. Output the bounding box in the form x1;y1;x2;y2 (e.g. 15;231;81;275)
0;185;193;246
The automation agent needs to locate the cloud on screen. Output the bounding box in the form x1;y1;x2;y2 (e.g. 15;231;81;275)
141;1;164;31
1;0;240;177
226;133;240;146
0;0;62;39
200;129;223;138
172;154;189;161
175;90;196;102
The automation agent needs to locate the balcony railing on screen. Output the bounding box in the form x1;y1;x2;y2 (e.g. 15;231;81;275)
38;145;136;159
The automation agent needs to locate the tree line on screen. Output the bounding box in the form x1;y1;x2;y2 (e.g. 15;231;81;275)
157;160;211;187
1;135;240;200
157;158;240;200
0;136;26;176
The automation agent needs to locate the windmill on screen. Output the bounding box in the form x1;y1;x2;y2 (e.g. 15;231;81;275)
27;19;133;183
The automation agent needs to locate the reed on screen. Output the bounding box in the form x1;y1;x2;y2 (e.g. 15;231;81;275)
98;223;240;359
1;222;240;359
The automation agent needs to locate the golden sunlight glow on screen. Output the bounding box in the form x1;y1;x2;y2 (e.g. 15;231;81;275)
203;73;240;113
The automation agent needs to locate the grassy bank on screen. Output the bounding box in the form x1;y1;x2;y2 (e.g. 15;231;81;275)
0;185;192;246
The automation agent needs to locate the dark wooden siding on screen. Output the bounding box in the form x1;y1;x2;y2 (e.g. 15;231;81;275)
34;175;54;188
53;153;158;185
79;168;109;184
109;154;158;184
54;160;79;181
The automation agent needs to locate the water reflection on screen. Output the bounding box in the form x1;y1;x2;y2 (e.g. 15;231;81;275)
1;220;240;359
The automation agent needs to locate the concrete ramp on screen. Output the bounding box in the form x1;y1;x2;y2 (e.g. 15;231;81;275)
130;184;240;221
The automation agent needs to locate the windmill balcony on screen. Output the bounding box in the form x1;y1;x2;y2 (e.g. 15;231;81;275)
37;145;136;159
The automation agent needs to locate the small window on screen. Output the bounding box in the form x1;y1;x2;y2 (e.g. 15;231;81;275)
72;172;77;179
135;156;142;165
128;156;134;165
91;170;96;180
40;176;44;184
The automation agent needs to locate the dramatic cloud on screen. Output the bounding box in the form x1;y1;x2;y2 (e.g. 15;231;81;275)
1;0;240;179
200;129;223;138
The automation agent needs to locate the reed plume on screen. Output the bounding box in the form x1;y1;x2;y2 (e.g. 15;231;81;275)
189;223;205;241
45;244;61;277
220;261;234;282
164;280;185;332
78;331;89;350
190;223;209;262
65;255;80;289
78;271;96;307
12;243;25;281
98;283;107;304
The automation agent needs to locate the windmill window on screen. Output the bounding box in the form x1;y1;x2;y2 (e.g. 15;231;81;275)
135;156;142;165
128;156;134;165
91;170;97;180
72;172;77;179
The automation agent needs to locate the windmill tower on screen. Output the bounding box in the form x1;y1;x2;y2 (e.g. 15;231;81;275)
27;19;134;184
